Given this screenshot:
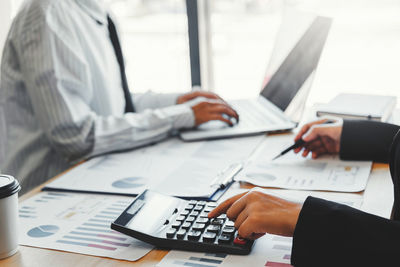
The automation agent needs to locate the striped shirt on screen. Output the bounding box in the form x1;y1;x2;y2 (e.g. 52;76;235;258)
0;0;195;194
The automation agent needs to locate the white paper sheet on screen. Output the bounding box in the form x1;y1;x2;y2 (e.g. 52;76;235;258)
237;135;372;192
157;192;362;267
45;136;264;198
18;192;153;261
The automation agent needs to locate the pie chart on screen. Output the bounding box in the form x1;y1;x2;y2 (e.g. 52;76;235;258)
112;177;145;189
27;225;59;238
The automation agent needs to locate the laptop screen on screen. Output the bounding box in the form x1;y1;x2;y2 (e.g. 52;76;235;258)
260;16;332;111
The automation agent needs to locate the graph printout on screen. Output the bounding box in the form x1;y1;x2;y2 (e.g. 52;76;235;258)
237;135;372;192
18;192;153;261
45;136;264;198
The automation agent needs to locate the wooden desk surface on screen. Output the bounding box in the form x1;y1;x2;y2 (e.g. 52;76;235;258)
0;162;393;267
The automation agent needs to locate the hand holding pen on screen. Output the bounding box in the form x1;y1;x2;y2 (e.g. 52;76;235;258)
273;118;343;160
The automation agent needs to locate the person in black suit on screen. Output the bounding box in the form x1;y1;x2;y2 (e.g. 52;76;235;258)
209;118;400;266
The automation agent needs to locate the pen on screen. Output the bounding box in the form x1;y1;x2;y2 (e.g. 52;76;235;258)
272;139;305;161
272;119;336;161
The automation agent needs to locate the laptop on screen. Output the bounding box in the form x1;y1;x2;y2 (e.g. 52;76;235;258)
180;14;332;142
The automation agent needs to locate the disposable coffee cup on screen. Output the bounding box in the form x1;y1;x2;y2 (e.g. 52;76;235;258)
0;175;21;259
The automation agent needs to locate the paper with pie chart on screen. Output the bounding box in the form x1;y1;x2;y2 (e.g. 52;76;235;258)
19;191;153;261
237;135;372;192
44;136;264;198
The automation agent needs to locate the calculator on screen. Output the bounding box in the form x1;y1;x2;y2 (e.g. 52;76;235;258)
111;190;254;255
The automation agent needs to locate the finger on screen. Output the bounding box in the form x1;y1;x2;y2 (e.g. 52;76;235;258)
294;118;330;141
303;139;324;152
206;115;233;126
208;192;247;218
226;194;248;220
302;124;336;143
311;147;327;159
193;91;221;100
233;209;248;229
237;218;259;239
209;104;238;120
302;149;310;157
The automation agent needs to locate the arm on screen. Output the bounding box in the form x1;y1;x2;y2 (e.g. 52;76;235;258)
340;120;400;162
19;7;194;162
294;118;399;163
292;197;400;267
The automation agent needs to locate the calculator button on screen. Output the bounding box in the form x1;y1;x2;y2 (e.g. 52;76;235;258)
186;216;196;223
225;221;235;227
217;214;227;220
192;223;206;231
199;212;209;218
202;232;216;242
190;211;199;217
185;204;195;211
182;222;191;229
176;215;186;222
187;230;202;240
197;201;207;206
180;210;190;216
206;225;220;233
193;205;203;211
203;207;213;212
206;203;217;208
189;200;197;205
176;229;186;239
195;217;209;224
218;234;231;243
222;226;235;235
211;219;224;225
166;228;176;238
171;221;181;229
233;236;247;246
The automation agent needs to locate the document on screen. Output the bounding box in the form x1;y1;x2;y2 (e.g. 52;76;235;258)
237;135;372;192
157;191;362;267
18;192;153;261
44;136;264;198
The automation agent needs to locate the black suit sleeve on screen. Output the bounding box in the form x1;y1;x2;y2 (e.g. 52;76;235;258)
340;120;400;163
291;197;400;267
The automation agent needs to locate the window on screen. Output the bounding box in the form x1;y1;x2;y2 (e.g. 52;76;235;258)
108;0;192;94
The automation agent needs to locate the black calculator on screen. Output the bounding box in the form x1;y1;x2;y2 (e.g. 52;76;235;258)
111;190;254;255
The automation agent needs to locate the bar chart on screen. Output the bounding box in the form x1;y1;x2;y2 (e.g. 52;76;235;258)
19;192;153;261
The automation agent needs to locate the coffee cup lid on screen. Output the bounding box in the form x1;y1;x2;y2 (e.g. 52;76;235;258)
0;175;21;199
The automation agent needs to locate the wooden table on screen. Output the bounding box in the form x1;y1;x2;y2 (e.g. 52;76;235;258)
0;161;394;267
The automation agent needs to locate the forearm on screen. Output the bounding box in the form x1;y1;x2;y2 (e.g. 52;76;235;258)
87;104;194;159
133;91;182;111
291;197;400;267
340;120;400;163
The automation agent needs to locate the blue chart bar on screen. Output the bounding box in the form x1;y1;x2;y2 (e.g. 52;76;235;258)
19;214;37;218
189;257;222;264
63;235;130;247
204;253;227;258
173;261;216;267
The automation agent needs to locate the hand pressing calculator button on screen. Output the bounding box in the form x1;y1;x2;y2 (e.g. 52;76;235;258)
111;190;255;255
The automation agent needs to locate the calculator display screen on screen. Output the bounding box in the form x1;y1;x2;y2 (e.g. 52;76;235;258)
126;191;179;234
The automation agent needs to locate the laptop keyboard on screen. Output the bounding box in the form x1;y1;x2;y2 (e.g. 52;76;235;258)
231;100;280;128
